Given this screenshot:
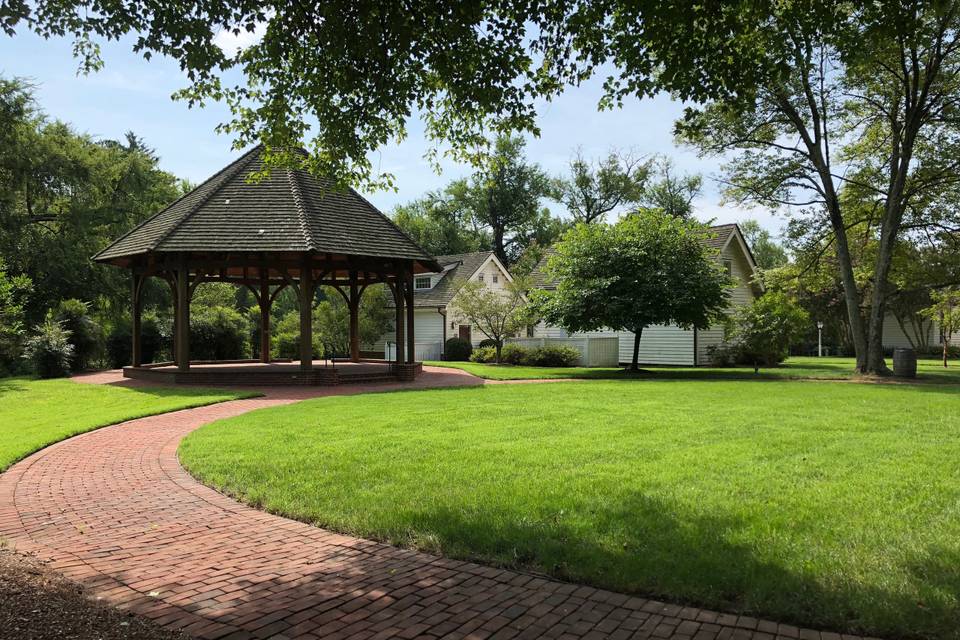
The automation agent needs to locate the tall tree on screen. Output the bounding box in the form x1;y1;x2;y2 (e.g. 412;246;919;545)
675;3;960;374
739;220;788;271
533;212;730;371
392;181;488;256
0;76;182;323
553;148;649;223
637;157;702;218
466;135;555;265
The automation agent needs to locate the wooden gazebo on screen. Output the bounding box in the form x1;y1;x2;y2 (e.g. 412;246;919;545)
94;145;440;385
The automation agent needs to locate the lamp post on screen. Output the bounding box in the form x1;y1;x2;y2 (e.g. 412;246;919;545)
817;321;824;357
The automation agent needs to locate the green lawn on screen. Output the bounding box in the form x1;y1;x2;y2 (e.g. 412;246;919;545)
180;379;960;639
0;377;253;471
426;355;960;383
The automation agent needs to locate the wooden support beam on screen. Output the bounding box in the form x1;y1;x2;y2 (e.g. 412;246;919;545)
175;257;191;372
131;273;144;367
349;270;360;362
393;277;405;364
299;256;314;370
259;268;272;363
405;266;415;364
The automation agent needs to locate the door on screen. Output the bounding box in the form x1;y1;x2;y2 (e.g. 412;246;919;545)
459;325;472;343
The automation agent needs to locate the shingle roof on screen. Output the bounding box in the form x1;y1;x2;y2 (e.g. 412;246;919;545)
527;224;747;290
390;251;494;308
93;145;435;267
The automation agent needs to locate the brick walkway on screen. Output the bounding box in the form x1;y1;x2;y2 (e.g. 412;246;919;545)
0;369;873;640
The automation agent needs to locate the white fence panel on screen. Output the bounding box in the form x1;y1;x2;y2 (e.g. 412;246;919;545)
505;336;619;367
385;341;443;362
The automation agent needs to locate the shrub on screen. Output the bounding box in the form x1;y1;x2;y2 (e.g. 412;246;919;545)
53;299;104;371
727;292;809;367
271;310;322;360
0;260;31;376
478;338;499;349
469;346;497;363
23;319;74;378
527;345;580;367
105;314;166;368
190;306;251;361
444;337;473;361
707;343;738;367
499;343;529;365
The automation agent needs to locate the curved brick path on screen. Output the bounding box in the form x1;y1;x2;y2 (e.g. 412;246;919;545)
0;369;872;640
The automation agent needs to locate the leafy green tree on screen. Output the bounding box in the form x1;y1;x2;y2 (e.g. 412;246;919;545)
739;220;787;271
534;212;730;370
453;277;530;363
392;181;488;256
727;292;809;369
922;289;960;368
0;258;31;374
467;136;556;265
636;157;702;219
553;148;649;224
674;4;960;374
0;77;182;324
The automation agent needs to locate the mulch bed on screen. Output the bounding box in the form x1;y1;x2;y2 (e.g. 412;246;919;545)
0;548;187;640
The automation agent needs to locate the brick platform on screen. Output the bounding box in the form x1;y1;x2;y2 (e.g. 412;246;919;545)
0;369;875;640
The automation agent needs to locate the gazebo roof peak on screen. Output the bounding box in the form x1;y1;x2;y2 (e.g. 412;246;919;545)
94;144;437;269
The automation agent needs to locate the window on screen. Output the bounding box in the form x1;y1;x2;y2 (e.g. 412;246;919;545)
526;324;534;338
493;273;499;283
723;259;733;276
478;273;484;283
415;276;431;290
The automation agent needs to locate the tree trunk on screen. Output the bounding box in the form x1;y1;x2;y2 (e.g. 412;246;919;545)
492;227;507;266
942;311;948;368
827;199;869;372
630;327;643;371
495;340;502;364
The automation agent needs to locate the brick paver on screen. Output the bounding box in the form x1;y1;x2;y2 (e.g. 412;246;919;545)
0;368;876;640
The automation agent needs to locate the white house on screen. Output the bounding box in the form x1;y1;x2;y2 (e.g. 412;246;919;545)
528;223;764;366
379;251;514;360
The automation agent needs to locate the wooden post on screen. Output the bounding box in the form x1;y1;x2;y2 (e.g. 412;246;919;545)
175;257;191;372
299;257;314;370
349;270;360;361
131;273;143;367
405;266;415;364
394;271;405;364
259;269;272;363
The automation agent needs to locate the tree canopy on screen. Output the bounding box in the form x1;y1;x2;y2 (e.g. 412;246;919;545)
533;212;730;370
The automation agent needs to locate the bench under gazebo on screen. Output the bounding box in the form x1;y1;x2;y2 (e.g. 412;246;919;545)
94;145;440;385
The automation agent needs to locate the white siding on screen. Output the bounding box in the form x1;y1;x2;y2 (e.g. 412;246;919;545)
376;309;446;357
447;256;515;346
882;312;936;349
508;336;619;367
534;324;695;366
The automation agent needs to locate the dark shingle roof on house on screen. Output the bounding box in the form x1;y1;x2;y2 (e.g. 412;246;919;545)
527;224;750;290
93;145;436;267
391;251;493;308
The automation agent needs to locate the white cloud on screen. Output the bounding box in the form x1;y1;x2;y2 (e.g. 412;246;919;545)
213;22;268;56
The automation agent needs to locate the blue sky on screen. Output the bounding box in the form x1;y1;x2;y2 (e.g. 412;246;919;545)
0;29;781;233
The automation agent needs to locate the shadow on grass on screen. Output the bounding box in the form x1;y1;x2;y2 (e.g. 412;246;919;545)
384;493;951;639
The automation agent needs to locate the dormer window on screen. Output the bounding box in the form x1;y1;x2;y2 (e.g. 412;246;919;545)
414;276;432;290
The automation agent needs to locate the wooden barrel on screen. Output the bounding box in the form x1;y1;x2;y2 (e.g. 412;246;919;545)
893;348;917;378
